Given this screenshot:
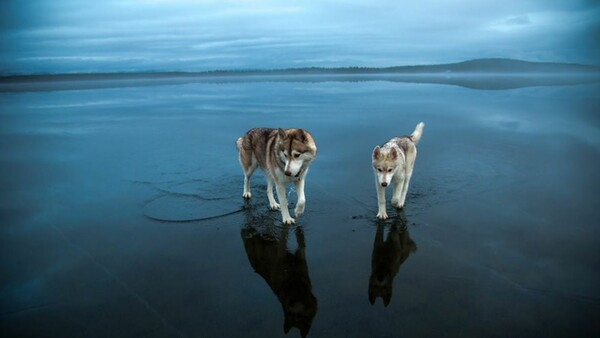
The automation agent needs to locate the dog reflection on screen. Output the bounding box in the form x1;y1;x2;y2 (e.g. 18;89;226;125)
369;217;417;306
242;214;317;337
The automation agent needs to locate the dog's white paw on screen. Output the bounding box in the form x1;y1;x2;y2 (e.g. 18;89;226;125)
392;202;404;209
282;216;296;224
377;210;388;220
294;203;305;218
269;202;280;210
242;191;252;199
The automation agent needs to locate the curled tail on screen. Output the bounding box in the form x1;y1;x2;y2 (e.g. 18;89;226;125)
409;122;425;145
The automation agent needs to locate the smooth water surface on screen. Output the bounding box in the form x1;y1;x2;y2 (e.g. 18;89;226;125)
1;76;599;337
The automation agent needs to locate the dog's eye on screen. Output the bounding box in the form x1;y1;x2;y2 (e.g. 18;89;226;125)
388;169;392;173
293;153;300;159
377;168;382;172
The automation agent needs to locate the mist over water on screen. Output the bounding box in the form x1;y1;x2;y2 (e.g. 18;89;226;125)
1;77;599;336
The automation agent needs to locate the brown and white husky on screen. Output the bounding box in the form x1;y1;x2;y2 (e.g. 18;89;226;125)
372;122;424;219
237;128;317;224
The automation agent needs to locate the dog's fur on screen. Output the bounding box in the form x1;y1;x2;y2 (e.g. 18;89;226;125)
372;122;424;219
369;220;417;306
237;128;317;224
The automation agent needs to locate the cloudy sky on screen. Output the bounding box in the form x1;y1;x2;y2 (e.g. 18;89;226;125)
1;0;599;74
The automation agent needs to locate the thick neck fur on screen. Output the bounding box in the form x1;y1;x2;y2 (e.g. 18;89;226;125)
269;128;316;181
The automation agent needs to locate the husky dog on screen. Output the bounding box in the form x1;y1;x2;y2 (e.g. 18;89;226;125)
237;128;317;224
372;122;424;219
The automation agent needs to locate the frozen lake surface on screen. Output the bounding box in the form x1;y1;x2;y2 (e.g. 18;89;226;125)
1;75;599;337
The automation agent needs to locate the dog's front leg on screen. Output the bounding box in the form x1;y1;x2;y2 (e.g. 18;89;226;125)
275;183;295;224
267;179;280;210
294;178;305;218
376;178;388;220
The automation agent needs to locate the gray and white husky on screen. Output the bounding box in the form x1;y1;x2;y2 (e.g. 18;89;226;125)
237;128;317;224
372;122;424;219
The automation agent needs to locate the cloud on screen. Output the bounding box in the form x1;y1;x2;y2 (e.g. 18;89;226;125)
488;15;533;32
1;0;599;74
505;15;532;26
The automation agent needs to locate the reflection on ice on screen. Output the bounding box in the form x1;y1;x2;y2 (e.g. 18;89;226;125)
2;73;599;92
369;215;417;307
241;202;317;337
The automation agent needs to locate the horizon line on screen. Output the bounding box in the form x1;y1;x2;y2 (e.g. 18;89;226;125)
2;57;599;79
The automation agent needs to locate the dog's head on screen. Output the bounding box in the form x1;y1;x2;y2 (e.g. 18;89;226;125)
277;128;317;177
368;269;393;306
372;145;403;187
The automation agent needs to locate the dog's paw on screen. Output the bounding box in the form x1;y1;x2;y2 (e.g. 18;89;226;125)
294;203;305;218
392;202;404;209
269;202;280;210
242;191;252;199
282;216;296;224
376;210;388;220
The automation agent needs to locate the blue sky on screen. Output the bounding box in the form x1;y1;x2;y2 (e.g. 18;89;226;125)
1;0;599;74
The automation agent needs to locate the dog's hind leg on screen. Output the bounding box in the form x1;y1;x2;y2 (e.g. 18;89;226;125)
398;170;412;208
398;150;417;208
391;176;405;209
242;161;257;199
267;179;280;210
238;139;257;199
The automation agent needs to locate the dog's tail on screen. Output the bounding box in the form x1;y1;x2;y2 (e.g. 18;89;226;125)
409;122;425;145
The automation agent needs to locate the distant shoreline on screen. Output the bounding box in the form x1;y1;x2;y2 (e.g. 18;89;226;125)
2;59;599;92
3;72;600;83
1;73;599;92
2;58;599;81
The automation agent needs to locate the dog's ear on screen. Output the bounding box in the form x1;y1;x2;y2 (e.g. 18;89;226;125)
277;128;286;139
390;147;398;160
409;239;417;252
368;290;376;305
299;129;307;142
372;146;380;160
383;293;392;307
283;316;292;334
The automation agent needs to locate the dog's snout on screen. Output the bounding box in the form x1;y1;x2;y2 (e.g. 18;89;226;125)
381;182;388;187
284;170;292;176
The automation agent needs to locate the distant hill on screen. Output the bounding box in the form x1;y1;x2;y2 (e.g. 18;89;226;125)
257;58;600;75
383;58;600;74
